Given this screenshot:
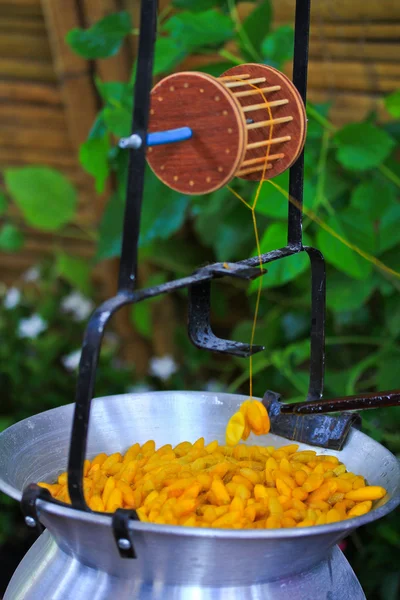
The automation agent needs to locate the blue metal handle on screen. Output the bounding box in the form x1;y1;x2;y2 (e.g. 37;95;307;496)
147;127;192;146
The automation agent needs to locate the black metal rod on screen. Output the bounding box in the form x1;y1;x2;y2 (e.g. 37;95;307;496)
304;246;325;401
118;0;158;292
67;292;134;509
281;390;400;415
287;0;311;247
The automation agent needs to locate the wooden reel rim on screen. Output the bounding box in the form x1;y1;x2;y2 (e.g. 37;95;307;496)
221;64;307;181
146;72;247;195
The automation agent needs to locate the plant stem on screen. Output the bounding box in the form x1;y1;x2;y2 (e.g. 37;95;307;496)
218;49;243;66
378;163;400;188
307;104;400;190
227;0;260;63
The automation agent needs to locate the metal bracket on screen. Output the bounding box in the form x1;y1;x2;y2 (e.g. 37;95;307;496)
21;483;51;535
188;280;265;357
112;508;140;559
188;263;266;357
262;391;362;451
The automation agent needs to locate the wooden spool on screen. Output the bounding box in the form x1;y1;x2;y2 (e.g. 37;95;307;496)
146;64;307;195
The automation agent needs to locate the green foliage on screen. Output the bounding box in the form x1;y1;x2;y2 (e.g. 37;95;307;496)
96;192;125;261
55;253;92;296
66;12;132;59
4;167;77;231
316;214;373;279
140;169;190;247
261;25;294;68
384;89;400;119
0;224;24;251
0;268;133;545
2;3;400;596
0;191;7;215
334;123;395;171
79;136;110;194
164;9;233;53
239;0;272;59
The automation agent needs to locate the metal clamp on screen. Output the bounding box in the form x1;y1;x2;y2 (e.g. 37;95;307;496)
112;508;140;559
21;483;51;536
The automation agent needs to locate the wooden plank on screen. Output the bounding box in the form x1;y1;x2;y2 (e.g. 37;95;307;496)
0;0;42;17
0;148;77;168
0;33;51;61
309;40;400;62
283;61;400;93
0;81;62;105
0;16;46;34
0;58;55;82
271;0;400;22
41;0;98;149
0;103;68;129
83;0;131;82
306;22;400;40
308;89;391;124
0;125;71;150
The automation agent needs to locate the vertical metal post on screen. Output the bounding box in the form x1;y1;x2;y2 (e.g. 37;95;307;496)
287;0;311;247
118;0;158;291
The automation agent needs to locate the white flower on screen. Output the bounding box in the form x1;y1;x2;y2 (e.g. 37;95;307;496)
205;379;226;393
4;287;21;310
23;266;40;282
127;383;153;393
61;349;82;371
149;355;178;381
18;314;47;339
60;291;94;322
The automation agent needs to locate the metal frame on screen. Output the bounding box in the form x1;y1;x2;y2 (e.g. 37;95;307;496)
20;0;400;559
20;0;319;531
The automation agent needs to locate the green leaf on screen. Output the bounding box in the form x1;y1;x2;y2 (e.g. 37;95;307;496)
261;25;293;68
88;112;108;140
214;204;254;261
306;102;331;140
96;192;124;261
66;12;132;59
79;136;110;194
96;80;131;104
164;9;234;53
351;180;396;221
384;295;400;338
139;168;189;247
56;253;92;295
249;224;311;290
0;191;7;215
153;37;186;76
4;167;77;231
378;204;400;254
341;208;377;255
0;223;24;251
384;89;400;119
140;238;204;274
377;351;400;390
316;214;373;280
172;0;225;10
334;123;395;171
240;0;272;58
131;302;152;339
254;172;288;218
103;105;131;137
326;272;376;312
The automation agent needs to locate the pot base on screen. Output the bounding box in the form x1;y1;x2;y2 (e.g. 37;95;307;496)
5;531;365;600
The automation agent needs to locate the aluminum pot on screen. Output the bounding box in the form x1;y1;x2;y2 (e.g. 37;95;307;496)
0;392;399;600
